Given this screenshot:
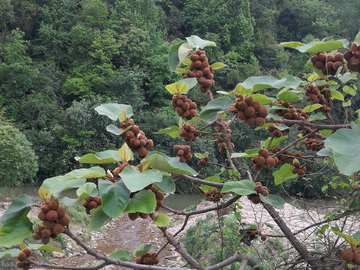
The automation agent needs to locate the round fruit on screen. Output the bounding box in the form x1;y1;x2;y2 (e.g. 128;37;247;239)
256;156;266;166
38;211;47;221
56;207;66;219
244;106;255;118
139;213;149;219
266;158;275;168
245;117;255;126
23;248;32;257
43;220;55;229
156;191;165;201
245;96;253;105
41;229;51;238
261;234;267;241
41;204;50;213
237;101;248;110
53;223;65;235
41;237;50;244
46;210;58;221
59;214;71;226
48;200;59;210
17;252;27;261
128;212;140;221
353;253;360;265
259;148;269;158
254;117;265;127
257;106;268;118
342;248;354;262
16;261;25;268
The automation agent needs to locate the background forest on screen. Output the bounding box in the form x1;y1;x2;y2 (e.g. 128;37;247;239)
1;0;359;195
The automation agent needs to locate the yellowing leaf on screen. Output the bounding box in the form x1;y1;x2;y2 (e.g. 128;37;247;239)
211;62;227;70
165;82;189;95
38;187;51;201
308;74;319;82
302;104;323;113
175;68;186;74
118;109;127;122
182;58;191;66
118;143;131;163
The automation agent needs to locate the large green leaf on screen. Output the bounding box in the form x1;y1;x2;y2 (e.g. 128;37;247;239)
302;104;323;113
76;150;119;164
0;249;21;258
156;126;180;138
278;89;301;103
325;127;360;175
178;78;198;90
87;206;112;232
105;124;122;136
333;231;359;245
0;195;34;224
76;183;98;202
264;136;288;148
237;75;302;92
133;244;152;257
169;41;185;72
251;94;275;105
259;194;285;209
41;178;86;197
27;244;63;253
141;152;197;176
221;180;256;195
200;175;222;193
279;39;348;53
125;190;156;214
186;35;216;48
109;250;132;261
154;214;170;227
199;97;233;123
165;82;189;95
98;179;130;218
308;112;327;122
178;43;193;69
154;175;176;194
120;167;163;193
273;164;297;185
0;215;33;247
95;104;133;121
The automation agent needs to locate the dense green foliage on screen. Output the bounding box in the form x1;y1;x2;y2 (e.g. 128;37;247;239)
0;0;359;191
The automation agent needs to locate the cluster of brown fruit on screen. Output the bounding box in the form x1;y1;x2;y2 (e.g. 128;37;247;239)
174;145;192;163
197;156;209;166
274;101;309;122
171;94;198;120
344;43;360;73
82;196;102;214
247;182;269;204
120;119;153;159
128;184;165;220
270;147;302;166
16;248;34;269
251;149;278;172
305;84;332;112
182;50;215;93
215;122;233;154
239;222;267;246
136;252;160;265
341;248;360;265
205;189;223;202
35;199;70;244
267;124;290;138
230;96;268;126
179;123;201;142
311;52;346;76
305;138;325;151
291;161;307;176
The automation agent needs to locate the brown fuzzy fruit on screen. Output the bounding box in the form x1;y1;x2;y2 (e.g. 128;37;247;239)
245;96;253;105
245;117;255;126
23;248;32;257
251;195;261;204
41;229;51;238
314;61;324;70
261;234;267;241
128;212;140;220
256;156;266;166
244;106;256;118
17;252;27;261
259;148;269;158
254;164;263;172
353;253;360;265
237;101;248;110
53;223;65;235
341;248;354;263
48;199;59;210
59;214;71;226
16;261;25;268
41;204;50;213
56;207;66;219
156;191;165;201
46;210;58;221
257;106;268;118
237;111;247;120
293;161;300;168
38;211;47;221
265;158;275;168
139;213;149;219
41;237;50;245
254;117;265;127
